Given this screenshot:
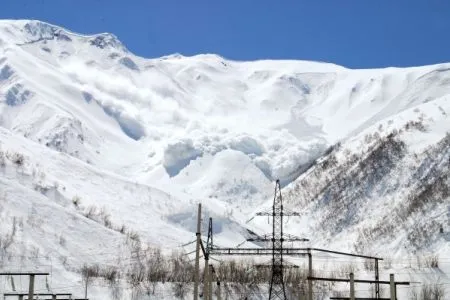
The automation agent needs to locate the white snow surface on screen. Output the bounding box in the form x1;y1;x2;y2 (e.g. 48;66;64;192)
0;20;449;299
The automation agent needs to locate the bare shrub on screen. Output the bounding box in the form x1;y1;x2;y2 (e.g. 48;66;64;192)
117;224;126;234
336;263;357;278
83;205;99;220
128;262;146;288
0;217;17;257
172;282;188;299
332;290;346;298
364;259;375;271
77;246;313;299
409;283;446;300
81;264;100;278
383;256;392;269
81;205;127;234
102;266;120;284
127;230;141;243
424;255;439;269
6;152;24;166
146;248;168;283
0;150;5;167
169;250;194;283
416;256;423;269
404;119;427;132
406;220;442;249
72;195;81;208
109;283;122;300
59;235;66;247
100;208;112;228
81;263;122;299
81;263;100;297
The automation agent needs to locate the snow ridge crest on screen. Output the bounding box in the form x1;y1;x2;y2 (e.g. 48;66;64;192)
0;19;127;52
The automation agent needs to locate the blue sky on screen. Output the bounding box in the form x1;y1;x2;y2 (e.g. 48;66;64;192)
1;0;450;68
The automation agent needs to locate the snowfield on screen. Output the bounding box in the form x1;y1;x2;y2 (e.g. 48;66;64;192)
0;20;448;299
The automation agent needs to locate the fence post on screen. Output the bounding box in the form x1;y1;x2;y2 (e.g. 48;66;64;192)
308;251;313;300
28;274;35;300
350;273;355;300
390;274;396;300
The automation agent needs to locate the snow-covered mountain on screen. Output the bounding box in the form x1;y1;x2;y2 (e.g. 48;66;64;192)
0;20;448;299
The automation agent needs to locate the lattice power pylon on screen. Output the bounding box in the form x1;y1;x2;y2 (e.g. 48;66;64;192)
248;179;306;300
203;180;386;300
205;180;308;299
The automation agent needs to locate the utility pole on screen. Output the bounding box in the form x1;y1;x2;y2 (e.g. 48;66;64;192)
210;263;221;300
203;219;211;300
194;203;202;300
208;264;213;300
250;179;307;300
192;210;214;300
204;217;215;300
204;258;209;300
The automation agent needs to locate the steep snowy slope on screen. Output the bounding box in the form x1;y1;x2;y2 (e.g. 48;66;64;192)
0;19;449;299
271;97;450;298
3;20;450;189
278;96;450;253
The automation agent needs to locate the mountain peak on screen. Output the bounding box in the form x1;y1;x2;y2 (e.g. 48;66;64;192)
86;32;126;51
0;19;127;52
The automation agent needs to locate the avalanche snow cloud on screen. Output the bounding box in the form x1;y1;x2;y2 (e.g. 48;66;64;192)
0;20;448;299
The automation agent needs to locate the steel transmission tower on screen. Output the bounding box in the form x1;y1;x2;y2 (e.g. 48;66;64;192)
249;179;306;300
205;180;386;300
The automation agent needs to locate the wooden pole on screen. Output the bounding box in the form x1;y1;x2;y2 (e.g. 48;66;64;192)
375;258;380;299
208;264;213;300
28;274;35;300
204;257;209;300
350;273;355;300
217;281;221;300
308;251;313;300
84;275;88;300
389;274;395;300
193;203;201;300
